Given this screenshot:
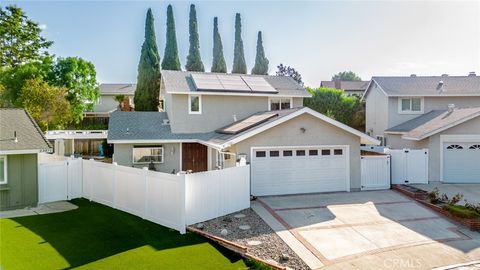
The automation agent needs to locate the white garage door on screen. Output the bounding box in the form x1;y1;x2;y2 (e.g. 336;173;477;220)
443;142;480;183
251;146;349;196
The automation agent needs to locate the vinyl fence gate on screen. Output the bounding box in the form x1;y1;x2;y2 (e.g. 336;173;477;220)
386;149;429;184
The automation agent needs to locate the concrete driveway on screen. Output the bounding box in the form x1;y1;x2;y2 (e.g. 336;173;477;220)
252;190;480;270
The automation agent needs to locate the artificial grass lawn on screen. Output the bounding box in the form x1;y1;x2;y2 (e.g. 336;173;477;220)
0;199;254;270
443;204;480;219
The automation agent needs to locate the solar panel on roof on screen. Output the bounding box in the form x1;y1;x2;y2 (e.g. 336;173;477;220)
191;73;224;90
241;76;277;93
217;75;251;91
216;113;278;134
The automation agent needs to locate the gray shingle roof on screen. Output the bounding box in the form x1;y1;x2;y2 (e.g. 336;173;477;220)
100;83;136;95
0;109;51;152
161;70;311;97
389;107;480;140
371;76;480;96
320;81;369;91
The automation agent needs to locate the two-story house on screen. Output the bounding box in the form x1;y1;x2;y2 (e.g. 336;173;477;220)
364;73;480;183
108;70;378;196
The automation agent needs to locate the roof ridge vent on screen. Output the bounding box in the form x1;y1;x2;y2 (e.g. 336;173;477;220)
410;74;417;77
441;74;448;77
468;71;476;76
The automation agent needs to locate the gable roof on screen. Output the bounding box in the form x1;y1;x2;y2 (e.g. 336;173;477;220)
320;81;369;91
0;108;51;153
99;83;136;95
364;75;480;99
392;107;480;141
108;107;379;148
161;70;311;97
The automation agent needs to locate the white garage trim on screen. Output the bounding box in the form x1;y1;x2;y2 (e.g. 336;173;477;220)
250;145;350;195
440;135;480;182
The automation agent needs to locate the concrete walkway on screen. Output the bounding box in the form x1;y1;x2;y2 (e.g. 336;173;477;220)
0;201;77;219
411;183;480;205
253;190;480;270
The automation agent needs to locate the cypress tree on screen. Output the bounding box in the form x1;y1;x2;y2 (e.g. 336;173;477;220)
211;17;227;73
251;31;269;75
161;4;181;70
185;4;204;72
134;8;161;111
232;13;247;74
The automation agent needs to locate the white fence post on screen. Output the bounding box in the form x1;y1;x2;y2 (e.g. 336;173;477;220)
89;158;94;201
143;167;148;220
180;173;187;234
112;162;117;209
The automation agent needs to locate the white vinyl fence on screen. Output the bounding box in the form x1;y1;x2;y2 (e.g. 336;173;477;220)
360;155;391;190
386;149;428;184
38;157;250;234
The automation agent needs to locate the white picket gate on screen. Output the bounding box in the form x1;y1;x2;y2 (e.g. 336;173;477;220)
386;149;428;184
360;155;391;190
38;157;83;203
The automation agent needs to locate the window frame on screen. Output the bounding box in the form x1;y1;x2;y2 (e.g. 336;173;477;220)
398;97;424;114
268;97;293;111
132;146;164;164
0;156;7;185
188;94;202;114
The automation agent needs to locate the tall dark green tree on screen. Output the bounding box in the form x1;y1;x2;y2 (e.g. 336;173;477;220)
134;8;161;111
185;4;204;72
251;31;269;75
211;17;227;73
232;13;247;74
161;5;180;70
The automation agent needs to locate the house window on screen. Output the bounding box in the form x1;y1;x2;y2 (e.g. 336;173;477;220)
0;156;6;185
283;150;293;157
309;149;318;156
446;144;463;150
376;136;387;146
321;149;331;156
334;149;343;155
269;98;292;111
469;145;480;150
296;150;306;156
270;150;280;157
133;146;164;164
255;151;266;157
399;98;423;114
189;95;201;114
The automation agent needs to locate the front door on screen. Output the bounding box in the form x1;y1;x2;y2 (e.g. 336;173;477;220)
182;143;208;173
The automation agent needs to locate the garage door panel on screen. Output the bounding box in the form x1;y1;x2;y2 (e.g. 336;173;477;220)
443;142;480;183
251;146;349;196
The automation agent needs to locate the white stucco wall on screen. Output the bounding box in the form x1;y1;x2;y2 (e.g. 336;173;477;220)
365;82;389;138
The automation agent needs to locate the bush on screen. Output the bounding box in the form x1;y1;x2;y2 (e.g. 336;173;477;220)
427;187;440;204
442;204;480;219
465;201;480;215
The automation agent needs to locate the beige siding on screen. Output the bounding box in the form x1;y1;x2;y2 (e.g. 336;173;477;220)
168;94;305;133
386;134;428;149
365;83;389;138
114;143;181;174
233;113;362;190
387;96;480;130
93;95;134;113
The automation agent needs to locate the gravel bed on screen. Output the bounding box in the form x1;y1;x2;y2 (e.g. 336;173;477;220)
194;208;310;270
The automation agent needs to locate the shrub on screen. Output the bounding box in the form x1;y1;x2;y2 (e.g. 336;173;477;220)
449;193;464;205
442;204;480;219
465;201;480;215
427;187;440;204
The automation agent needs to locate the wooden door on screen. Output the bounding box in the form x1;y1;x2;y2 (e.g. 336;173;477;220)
182;143;208;172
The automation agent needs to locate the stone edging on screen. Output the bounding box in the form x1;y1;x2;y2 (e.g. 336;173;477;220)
187;226;287;270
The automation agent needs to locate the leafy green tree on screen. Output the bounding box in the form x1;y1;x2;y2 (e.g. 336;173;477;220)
0;56;54;105
211;17;227;73
185;4;204;72
52;57;100;123
276;64;303;86
332;71;362;81
161;5;181;70
134;8;161;111
0;6;53;68
251;31;269;75
18;78;72;131
304;87;365;131
232;13;246;74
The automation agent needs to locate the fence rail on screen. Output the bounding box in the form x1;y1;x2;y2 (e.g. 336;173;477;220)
38;158;251;234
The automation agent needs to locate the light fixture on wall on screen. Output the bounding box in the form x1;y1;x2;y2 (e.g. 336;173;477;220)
300;127;306;133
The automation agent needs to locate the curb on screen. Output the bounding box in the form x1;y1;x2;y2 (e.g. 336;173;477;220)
187;226;287;270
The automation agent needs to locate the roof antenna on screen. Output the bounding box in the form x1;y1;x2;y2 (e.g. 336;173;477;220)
14;131;18;143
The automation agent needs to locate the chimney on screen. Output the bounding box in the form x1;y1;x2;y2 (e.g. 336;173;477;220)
334;79;341;89
468;71;476;77
410;74;417;77
447;104;455;113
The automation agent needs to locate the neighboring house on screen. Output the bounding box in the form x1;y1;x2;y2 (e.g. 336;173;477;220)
87;83;136;116
363;73;480;183
320;80;370;96
108;71;378;196
0;109;52;210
